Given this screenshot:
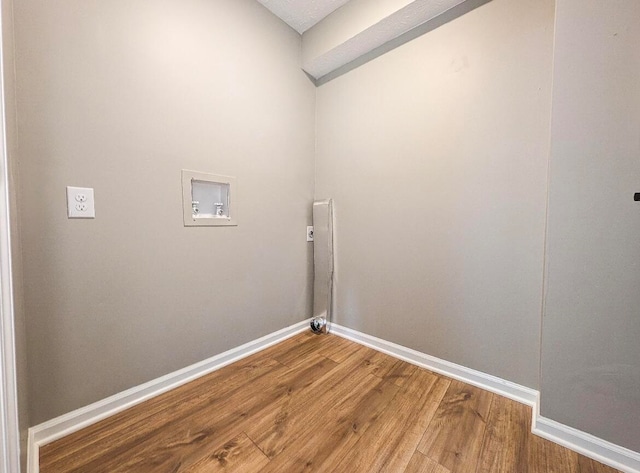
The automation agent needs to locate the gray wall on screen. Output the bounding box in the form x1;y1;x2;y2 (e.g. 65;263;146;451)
13;0;315;425
541;0;640;452
315;0;554;388
11;0;640;458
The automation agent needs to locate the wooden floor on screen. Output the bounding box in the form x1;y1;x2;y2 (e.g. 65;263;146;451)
40;332;620;473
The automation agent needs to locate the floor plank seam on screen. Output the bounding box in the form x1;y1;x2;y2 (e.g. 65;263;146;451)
244;431;270;463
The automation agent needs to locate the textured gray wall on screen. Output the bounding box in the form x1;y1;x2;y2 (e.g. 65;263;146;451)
315;0;554;389
13;0;315;425
541;0;640;452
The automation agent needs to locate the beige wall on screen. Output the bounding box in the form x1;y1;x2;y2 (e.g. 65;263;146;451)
13;0;315;424
315;0;554;388
541;0;640;452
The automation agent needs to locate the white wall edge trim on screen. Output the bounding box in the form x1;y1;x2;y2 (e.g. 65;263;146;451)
0;3;21;472
26;318;311;473
533;417;640;473
25;320;640;473
330;323;640;473
330;323;538;406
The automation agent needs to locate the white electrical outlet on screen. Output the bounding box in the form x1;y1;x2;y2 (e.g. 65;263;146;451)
307;226;314;242
67;187;95;218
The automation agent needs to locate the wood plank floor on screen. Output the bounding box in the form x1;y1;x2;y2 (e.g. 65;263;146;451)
40;332;620;473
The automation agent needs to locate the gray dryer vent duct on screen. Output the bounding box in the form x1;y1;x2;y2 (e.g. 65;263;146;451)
311;199;334;334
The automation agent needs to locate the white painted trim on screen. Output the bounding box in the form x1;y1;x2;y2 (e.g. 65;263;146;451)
26;320;640;473
27;319;311;473
330;323;538;407
534;417;640;473
0;2;21;472
330;323;640;473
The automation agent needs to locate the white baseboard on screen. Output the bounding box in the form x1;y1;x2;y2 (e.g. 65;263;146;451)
330;323;640;473
26;318;311;473
26;319;640;473
329;323;538;407
533;416;640;473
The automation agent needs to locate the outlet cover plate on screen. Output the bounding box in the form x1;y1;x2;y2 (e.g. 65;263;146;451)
67;186;95;218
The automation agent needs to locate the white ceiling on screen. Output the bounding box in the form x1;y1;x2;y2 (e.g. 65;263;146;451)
256;0;351;33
